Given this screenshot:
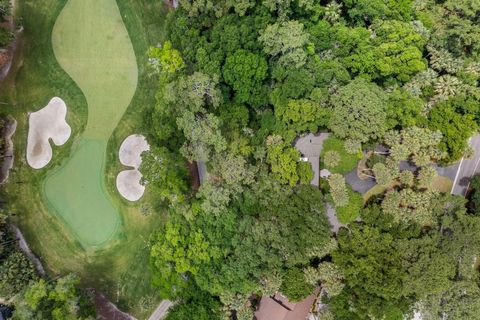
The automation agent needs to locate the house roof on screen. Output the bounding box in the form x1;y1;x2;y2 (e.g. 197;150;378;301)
254;290;318;320
255;297;289;320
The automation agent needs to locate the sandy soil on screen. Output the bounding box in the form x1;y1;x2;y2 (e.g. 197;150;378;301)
116;134;149;201
26;97;71;169
119;134;149;167
116;170;145;202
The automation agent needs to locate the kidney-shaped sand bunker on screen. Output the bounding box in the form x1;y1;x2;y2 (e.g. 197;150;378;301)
116;134;150;201
27;97;71;169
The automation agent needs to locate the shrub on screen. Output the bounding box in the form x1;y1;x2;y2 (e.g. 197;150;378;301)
336;188;363;224
298;161;314;185
280;267;314;302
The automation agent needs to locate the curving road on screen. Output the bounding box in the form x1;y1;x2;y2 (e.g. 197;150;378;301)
451;134;480;196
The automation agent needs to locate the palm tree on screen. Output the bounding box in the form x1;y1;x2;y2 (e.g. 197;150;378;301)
324;1;342;24
427;45;462;74
434;75;463;97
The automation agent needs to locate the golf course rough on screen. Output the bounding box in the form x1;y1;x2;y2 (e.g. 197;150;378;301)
46;0;138;247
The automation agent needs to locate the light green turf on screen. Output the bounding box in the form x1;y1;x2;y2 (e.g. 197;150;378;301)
45;0;138;247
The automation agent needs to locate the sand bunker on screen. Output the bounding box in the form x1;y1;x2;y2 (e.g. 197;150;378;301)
116;134;150;201
26;97;71;169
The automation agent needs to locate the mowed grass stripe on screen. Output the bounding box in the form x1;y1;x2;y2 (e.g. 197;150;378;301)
52;0;138;139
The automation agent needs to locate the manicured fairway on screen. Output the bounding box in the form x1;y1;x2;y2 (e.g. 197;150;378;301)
46;0;138;247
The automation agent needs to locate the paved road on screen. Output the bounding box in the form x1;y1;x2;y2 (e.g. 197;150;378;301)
147;300;173;320
345;169;376;195
451;134;480;196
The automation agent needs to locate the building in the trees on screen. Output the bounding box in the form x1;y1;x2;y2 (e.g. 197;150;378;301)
254;292;317;320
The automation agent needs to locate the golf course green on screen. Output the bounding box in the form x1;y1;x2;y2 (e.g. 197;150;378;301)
45;0;138;247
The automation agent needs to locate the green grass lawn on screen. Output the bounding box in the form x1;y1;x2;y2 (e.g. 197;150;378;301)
336;188;363;223
321;137;362;174
0;0;168;317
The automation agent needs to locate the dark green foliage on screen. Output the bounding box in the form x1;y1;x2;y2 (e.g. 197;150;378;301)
343;0;413;25
330;78;388;143
279;267;313;302
467;176;480;214
0;252;37;298
13;275;95;320
0;0;11;47
0;28;12;47
331;195;480;319
428;98;478;164
140;146;189;205
0;217;38;300
275;98;330;135
144;0;480;318
150;183;331;297
386;89;426;128
222;49;268;106
297;161;314;185
165;291;222;320
366;154;386;169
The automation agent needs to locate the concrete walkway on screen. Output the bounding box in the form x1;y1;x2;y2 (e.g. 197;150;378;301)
451;134;480;196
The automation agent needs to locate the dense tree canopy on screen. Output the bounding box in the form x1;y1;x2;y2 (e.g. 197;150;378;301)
141;0;480;318
13;275;95;320
331;195;480;320
330;78;388;143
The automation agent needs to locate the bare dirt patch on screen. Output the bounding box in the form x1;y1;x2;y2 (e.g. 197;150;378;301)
26;97;71;169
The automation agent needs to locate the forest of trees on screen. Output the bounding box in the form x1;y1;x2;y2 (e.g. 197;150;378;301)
0;0;12;47
0;214;95;319
139;0;480;319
